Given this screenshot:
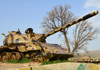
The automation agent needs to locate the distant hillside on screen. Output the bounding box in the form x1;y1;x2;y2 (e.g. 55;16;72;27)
74;50;100;58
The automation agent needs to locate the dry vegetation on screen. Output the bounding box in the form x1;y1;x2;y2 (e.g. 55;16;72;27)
74;50;100;58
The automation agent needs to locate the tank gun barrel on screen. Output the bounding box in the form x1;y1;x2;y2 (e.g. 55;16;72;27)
44;10;99;38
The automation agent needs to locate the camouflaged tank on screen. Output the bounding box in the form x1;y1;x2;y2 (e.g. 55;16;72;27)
70;57;100;63
0;11;98;62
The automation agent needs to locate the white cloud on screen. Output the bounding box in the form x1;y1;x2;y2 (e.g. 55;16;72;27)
84;0;100;9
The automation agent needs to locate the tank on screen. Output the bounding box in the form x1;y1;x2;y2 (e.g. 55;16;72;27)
70;56;100;63
0;11;99;62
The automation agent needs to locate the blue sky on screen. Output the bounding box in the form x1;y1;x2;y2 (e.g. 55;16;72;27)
0;0;100;51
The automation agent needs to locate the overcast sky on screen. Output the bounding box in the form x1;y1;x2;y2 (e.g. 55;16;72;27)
0;0;100;51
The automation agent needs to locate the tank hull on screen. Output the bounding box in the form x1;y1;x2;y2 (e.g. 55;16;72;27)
0;43;73;62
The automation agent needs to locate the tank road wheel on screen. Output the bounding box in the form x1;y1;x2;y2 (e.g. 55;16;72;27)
16;52;22;60
31;52;44;62
31;55;38;62
37;55;44;62
2;55;7;62
43;54;51;61
34;55;43;62
1;52;11;62
30;53;35;61
43;57;49;61
0;56;1;62
10;52;21;60
10;53;16;60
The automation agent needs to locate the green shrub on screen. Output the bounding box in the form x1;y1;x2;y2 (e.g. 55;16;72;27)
41;60;73;65
7;58;30;63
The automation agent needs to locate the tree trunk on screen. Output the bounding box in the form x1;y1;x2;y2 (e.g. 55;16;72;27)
62;30;70;52
72;47;76;54
72;43;78;54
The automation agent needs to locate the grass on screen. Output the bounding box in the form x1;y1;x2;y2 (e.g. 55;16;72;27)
7;58;30;63
41;60;73;65
6;58;73;64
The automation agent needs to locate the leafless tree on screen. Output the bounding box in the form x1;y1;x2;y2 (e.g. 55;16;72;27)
71;21;98;53
41;5;75;52
41;5;98;53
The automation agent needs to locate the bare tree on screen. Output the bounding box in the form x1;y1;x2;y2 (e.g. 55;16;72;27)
41;5;98;53
70;21;98;53
41;5;75;52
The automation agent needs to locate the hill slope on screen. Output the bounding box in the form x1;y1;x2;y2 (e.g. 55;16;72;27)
74;50;100;58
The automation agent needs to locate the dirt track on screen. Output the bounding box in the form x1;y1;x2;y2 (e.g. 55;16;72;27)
0;62;41;70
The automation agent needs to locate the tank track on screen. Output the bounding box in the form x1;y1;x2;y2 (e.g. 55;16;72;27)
0;45;73;62
0;46;51;62
0;52;22;62
0;52;53;62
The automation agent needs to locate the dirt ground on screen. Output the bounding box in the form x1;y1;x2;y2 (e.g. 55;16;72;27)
0;62;41;70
